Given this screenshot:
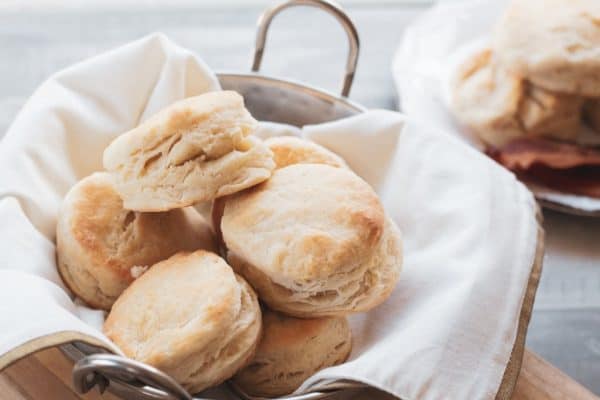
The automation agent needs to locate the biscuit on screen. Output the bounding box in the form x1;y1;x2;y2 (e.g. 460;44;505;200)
56;172;215;310
233;309;351;397
264;136;348;169
103;91;275;211
211;136;348;250
451;48;583;148
104;251;262;394
493;0;600;96
221;164;403;317
519;85;583;141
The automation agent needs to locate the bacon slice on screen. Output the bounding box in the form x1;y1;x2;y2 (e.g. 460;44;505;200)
486;138;600;198
516;165;600;198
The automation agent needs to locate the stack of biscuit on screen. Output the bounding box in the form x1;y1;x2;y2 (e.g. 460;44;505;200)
450;0;600;198
55;90;403;396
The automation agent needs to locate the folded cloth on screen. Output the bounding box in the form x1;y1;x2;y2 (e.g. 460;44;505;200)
0;33;539;400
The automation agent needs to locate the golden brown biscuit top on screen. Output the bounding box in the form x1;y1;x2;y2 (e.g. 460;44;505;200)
66;172;213;280
103;91;258;172
260;310;337;350
265;136;347;169
221;164;384;285
453;48;523;130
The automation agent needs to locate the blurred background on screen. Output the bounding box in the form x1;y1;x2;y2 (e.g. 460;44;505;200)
0;0;427;130
0;0;436;8
1;0;599;396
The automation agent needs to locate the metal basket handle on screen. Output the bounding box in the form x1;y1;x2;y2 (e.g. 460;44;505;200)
73;353;194;400
73;353;367;400
251;0;360;97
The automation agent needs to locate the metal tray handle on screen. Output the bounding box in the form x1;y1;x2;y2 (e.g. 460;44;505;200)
73;353;366;400
252;0;360;97
73;353;194;400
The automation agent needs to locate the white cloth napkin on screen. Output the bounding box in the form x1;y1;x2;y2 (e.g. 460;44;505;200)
0;33;539;400
392;0;600;214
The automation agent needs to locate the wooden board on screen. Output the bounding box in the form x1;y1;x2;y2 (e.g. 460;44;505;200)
0;348;118;400
0;347;596;400
515;351;599;400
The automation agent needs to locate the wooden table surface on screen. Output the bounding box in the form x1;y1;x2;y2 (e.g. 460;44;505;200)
1;1;599;398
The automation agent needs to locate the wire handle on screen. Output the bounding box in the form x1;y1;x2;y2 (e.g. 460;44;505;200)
73;353;194;400
251;0;360;97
